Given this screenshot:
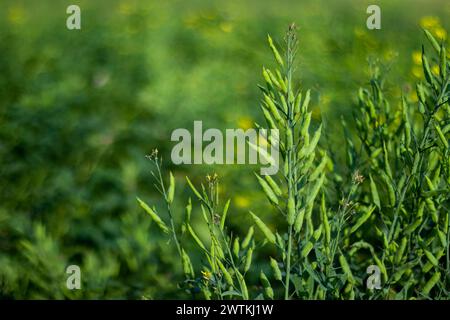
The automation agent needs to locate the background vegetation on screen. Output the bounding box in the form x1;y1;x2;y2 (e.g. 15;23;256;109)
0;0;448;299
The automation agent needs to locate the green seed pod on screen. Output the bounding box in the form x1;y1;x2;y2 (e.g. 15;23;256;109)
369;175;381;209
300;112;312;139
249;211;276;244
267;34;284;67
255;173;279;205
287;196;296;225
270;257;282;281
422;48;436;88
306;174;325;206
279;93;288;113
286;128;293;150
260;271;274;299
434;123;448;149
320;194;331;245
310;155;328;181
181;248;194;278
437;229;447;247
350;206;376;234
137;197;169;234
380;172;396;207
236;271;249;300
294;208;306;234
275;72;288;94
218;260;234;286
182;198;192;235
244;246;253;273
261;105;277;130
220;199;231;230
424;250;439;267
301;242;314;258
312;225;323;241
423;29;441;53
167;172;175;204
241;226;254;249
187;224;206;251
294;92;302;116
233;237;240;258
264;175;282;196
440;44;446;79
395;237;408;265
262;67;273;86
339;254;354;284
422;271;441;295
264;94;284;126
301;89;311;113
416;83;426;104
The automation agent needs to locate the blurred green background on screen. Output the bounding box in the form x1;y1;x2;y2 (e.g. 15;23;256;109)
0;0;448;298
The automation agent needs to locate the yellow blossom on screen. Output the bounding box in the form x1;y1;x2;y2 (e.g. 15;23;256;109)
220;22;233;33
237;117;253;130
420;16;440;29
412;51;422;65
234;195;250;208
8;5;26;25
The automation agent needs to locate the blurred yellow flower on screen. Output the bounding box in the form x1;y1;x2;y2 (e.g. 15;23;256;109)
432;65;440;76
8;5;26;25
412;66;422;78
201;270;212;281
434;27;447;40
412;51;422;65
237;117;253;130
234;195;250;208
420;16;440;29
118;2;134;15
409;90;418;103
220;22;233;33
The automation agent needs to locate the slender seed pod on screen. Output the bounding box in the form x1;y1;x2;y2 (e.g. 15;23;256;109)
434;123;448;149
395;237;408;265
339;254;354;284
255;173;279;205
350;206;376;234
167;172;175;204
262;67;273;86
270;257;282;281
137;197;169;234
286;128;293;150
220;199;231;230
369;175;381;209
233;237;240;259
294;208;306;234
301;242;314;258
264;175;282;196
423;29;441;53
249;211;276;244
422;272;441;295
181;248;194;278
241;226;254;249
218;260;234;286
236;271;249;300
244;246;253;273
424;250;439;267
440;44;446;79
287;196;296;225
301;89;311;113
260;271;274;299
267;34;284;67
